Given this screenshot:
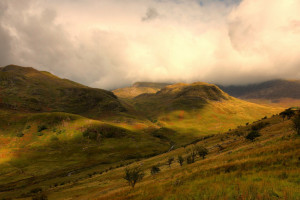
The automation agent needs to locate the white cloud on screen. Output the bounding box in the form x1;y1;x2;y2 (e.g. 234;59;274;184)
0;0;299;89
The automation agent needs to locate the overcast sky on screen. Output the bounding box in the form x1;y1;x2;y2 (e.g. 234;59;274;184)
0;0;300;89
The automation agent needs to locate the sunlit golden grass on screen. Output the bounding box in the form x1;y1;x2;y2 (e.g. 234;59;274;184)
160;98;283;135
11;114;294;200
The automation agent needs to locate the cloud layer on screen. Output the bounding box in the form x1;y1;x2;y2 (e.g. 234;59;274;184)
0;0;300;89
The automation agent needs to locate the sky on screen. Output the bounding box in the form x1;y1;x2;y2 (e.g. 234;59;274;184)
0;0;300;89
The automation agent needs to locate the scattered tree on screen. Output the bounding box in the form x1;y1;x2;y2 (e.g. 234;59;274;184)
168;157;174;167
292;114;300;135
151;165;160;175
177;155;184;166
124;166;144;188
245;130;261;142
186;147;197;164
196;146;208;159
186;154;194;164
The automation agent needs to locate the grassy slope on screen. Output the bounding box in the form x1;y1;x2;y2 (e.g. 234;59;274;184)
0;111;171;198
113;87;161;99
0;65;126;118
112;82;171;99
42;114;299;200
131;82;283;139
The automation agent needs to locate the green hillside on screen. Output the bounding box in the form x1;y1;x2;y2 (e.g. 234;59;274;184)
0;66;290;200
131;82;283;137
0;65;126;118
113;82;171;99
1;111;298;199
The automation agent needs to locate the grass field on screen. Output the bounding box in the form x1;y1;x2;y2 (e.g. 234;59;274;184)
2;113;297;199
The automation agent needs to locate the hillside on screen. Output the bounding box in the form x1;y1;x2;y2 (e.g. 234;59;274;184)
219;79;300;107
0;65;126;118
0;67;289;199
1;112;298;199
131;82;283;136
113;82;171;98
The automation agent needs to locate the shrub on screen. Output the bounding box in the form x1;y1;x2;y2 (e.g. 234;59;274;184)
32;193;47;200
30;188;42;194
16;132;24;137
83;124;128;142
37;125;47;132
186;155;194;164
186;146;197;164
196;145;208;159
177;155;184;166
245;130;261;142
168;157;174;167
26;125;31;129
280;108;296;121
124;166;144;188
292;114;300;135
151;165;160;175
36;132;44;136
251;122;269;131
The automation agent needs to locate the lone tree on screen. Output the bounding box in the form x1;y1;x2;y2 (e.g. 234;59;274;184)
196;146;208;159
186;147;197;164
151;165;160;175
168;157;174;167
292;114;300;135
245;130;261;142
124;166;144;188
177;155;184;166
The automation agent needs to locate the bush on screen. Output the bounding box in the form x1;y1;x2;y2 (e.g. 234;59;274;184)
37;125;47;132
177;155;184;166
168;157;174;167
186;146;197;164
36;132;44;136
30;188;42;194
196;146;208;159
245;130;261;142
124;166;144;188
280;108;295;121
292;114;300;135
251;122;269;131
186;155;194;164
32;193;47;200
16;132;24;137
83;124;128;142
151;165;160;175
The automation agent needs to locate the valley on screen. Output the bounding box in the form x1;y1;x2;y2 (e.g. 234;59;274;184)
0;66;298;200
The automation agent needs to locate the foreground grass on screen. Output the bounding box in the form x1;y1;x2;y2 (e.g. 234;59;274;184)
8;114;296;200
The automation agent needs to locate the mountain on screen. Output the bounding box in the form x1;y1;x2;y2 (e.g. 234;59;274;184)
113;82;171;98
0;66;287;199
219;79;300;107
131;82;282;137
0;65;126;118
